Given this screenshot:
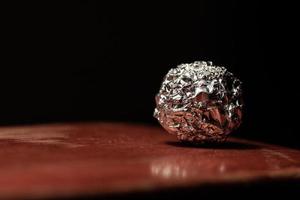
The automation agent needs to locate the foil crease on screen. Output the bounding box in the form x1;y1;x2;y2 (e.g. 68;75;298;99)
154;61;242;143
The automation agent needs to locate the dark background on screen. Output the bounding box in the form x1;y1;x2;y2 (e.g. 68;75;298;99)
1;1;299;147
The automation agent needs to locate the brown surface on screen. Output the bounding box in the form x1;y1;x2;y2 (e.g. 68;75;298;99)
0;122;299;199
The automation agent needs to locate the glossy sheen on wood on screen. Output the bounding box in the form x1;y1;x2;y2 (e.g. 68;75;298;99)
0;122;299;199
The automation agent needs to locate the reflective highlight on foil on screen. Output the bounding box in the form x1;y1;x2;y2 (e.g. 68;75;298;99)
154;61;243;143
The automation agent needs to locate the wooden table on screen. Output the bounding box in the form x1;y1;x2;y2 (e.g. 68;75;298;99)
0;122;299;199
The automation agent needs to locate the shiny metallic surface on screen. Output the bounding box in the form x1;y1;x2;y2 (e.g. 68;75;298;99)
154;61;243;143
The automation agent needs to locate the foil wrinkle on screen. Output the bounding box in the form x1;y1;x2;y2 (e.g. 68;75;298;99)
154;61;243;143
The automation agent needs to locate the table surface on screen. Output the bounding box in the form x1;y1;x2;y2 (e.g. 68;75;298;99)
0;122;299;199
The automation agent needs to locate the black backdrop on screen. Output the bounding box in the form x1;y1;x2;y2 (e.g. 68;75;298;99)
1;1;299;147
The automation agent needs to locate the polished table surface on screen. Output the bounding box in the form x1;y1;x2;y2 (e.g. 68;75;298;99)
0;122;299;199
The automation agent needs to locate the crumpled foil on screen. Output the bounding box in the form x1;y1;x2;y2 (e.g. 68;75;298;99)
154;61;242;143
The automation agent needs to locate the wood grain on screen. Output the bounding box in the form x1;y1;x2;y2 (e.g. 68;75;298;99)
0;122;299;199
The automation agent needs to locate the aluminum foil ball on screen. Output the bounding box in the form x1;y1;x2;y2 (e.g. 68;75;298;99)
154;61;243;144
